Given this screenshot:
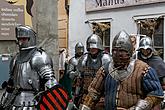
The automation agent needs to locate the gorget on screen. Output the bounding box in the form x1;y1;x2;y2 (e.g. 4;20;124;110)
109;59;135;81
17;48;37;63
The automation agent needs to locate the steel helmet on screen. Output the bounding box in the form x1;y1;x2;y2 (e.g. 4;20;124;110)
112;30;133;57
138;36;154;51
15;25;36;50
86;34;103;51
75;42;84;54
138;36;154;59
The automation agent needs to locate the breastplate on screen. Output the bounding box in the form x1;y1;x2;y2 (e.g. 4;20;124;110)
12;60;40;107
82;66;99;92
13;61;40;90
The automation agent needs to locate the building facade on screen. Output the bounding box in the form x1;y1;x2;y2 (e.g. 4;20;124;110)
69;0;165;60
58;0;69;50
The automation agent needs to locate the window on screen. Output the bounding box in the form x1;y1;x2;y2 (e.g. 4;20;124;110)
139;18;164;59
91;21;111;53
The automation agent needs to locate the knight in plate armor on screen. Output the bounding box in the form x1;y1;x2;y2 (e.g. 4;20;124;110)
80;30;164;110
0;25;59;110
77;34;111;110
65;42;84;109
68;42;84;81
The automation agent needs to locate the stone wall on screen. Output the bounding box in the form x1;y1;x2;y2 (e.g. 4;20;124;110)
0;41;17;55
36;0;59;79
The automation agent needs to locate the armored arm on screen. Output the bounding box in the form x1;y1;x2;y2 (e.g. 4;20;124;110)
67;58;79;80
1;55;16;94
31;50;58;89
133;67;164;110
0;55;18;109
80;66;106;109
101;53;111;66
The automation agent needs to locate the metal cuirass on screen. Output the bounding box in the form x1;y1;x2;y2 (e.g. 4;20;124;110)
13;62;40;91
11;50;40;108
78;52;111;91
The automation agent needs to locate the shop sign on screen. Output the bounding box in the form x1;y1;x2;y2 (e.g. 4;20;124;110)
0;1;24;40
85;0;165;12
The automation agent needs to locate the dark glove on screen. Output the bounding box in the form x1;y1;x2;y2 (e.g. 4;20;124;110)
1;81;14;93
1;81;7;89
0;104;3;109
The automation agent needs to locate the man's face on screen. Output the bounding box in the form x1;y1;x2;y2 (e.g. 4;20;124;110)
76;52;83;57
17;37;29;48
112;48;130;69
89;48;99;55
140;48;152;57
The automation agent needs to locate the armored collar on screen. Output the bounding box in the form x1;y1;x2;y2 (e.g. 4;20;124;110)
108;59;135;81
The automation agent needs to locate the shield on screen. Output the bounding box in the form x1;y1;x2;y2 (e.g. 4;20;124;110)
36;85;69;110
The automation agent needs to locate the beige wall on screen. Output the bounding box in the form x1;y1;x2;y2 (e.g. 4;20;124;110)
58;0;68;49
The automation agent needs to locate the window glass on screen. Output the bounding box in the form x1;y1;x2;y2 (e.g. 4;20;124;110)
92;22;111;53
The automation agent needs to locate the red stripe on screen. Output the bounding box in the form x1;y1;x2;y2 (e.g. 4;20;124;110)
53;89;66;107
59;88;68;100
40;104;46;110
47;92;62;110
43;96;54;110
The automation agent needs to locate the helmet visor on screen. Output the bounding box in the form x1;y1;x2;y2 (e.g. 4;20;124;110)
16;28;30;38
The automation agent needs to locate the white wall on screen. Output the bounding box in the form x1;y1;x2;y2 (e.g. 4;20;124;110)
69;0;165;56
69;0;92;57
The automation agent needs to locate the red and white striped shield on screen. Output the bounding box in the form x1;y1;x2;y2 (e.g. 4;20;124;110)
37;85;69;110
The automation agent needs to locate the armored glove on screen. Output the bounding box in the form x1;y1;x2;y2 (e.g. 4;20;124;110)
161;91;165;109
69;71;79;80
79;104;91;110
134;99;152;110
67;100;78;110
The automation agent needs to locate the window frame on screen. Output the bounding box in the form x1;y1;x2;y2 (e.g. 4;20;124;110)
133;13;165;60
86;18;112;53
